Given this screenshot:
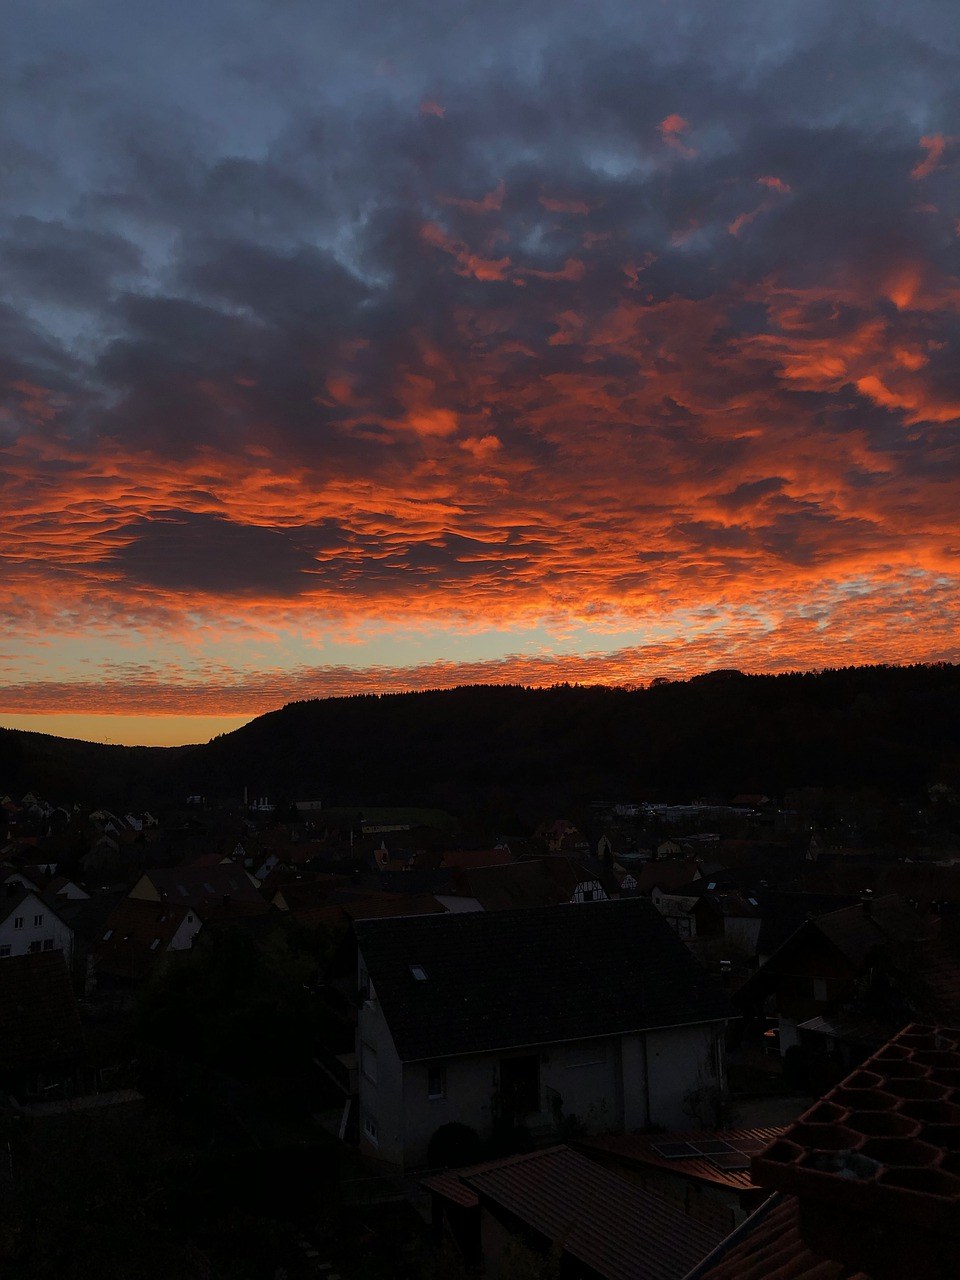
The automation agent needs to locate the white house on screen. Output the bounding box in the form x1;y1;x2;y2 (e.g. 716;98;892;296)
0;887;73;962
354;899;735;1169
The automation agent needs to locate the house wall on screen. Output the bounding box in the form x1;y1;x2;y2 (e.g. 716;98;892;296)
169;914;202;951
646;1023;723;1129
0;894;73;961
620;1032;649;1130
357;977;407;1166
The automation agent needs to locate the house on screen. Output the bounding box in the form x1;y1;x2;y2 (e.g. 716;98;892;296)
736;894;933;1057
443;857;613;912
94;898;202;982
354;899;736;1168
423;1145;725;1280
0;885;73;962
128;865;268;921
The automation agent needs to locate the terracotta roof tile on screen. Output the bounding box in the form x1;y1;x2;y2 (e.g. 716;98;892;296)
428;1146;723;1280
691;1193;870;1280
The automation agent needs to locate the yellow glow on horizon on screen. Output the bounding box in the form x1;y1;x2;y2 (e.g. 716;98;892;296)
0;713;255;748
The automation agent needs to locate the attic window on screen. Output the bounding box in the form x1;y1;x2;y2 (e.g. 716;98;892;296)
410;965;428;981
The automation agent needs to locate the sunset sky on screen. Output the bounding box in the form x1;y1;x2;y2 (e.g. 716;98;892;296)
2;1;960;745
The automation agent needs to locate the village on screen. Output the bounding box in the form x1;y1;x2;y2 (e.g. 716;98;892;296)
2;781;960;1277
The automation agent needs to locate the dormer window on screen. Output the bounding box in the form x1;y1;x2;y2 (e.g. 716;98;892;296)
410;965;428;981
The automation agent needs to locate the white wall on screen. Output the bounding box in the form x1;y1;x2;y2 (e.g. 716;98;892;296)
0;892;73;961
646;1023;724;1129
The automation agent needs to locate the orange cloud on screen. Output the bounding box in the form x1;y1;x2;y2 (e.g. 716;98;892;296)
659;113;696;157
911;134;949;180
419;99;446;118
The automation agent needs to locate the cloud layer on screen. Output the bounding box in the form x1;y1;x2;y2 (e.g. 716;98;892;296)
1;0;959;729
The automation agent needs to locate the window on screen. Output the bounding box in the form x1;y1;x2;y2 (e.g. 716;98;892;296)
813;978;828;1002
150;939;161;951
42;939;54;951
362;1113;379;1145
410;965;428;981
33;914;43;927
0;945;10;958
13;917;23;930
102;929;113;941
28;940;41;954
361;1041;378;1084
428;1065;445;1099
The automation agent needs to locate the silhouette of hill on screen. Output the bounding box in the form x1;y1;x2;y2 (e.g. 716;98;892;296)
3;664;960;812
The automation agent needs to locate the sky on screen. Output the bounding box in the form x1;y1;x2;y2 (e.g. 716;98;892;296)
1;1;959;746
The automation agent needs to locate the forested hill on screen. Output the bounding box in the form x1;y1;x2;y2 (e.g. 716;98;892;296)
5;663;957;810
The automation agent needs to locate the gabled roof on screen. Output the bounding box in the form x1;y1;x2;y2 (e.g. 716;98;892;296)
355;898;735;1061
0;951;84;1071
0;885;70;932
425;1145;723;1280
95;898;196;978
135;865;268;915
812;895;931;967
756;890;861;957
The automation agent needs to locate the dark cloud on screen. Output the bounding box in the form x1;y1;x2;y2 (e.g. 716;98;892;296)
103;512;320;596
1;0;960;717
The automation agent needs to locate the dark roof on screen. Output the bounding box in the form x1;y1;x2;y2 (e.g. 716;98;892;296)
813;895;931;967
756;890;861;957
355;898;735;1061
139;865;268;915
0;952;85;1071
95;898;196;979
426;1145;723;1280
451;856;611;910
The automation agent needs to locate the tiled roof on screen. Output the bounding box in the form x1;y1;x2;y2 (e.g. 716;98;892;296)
95;898;195;978
752;1023;960;1244
0;951;84;1071
440;848;516;870
691;1192;870;1280
141;865;267;912
578;1125;784;1193
634;859;702;895
756;891;862;957
335;892;448;921
812;896;931;967
355;898;735;1061
451;856;610;910
426;1145;723;1280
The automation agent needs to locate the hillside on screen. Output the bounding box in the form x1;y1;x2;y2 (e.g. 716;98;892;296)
3;663;960;812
